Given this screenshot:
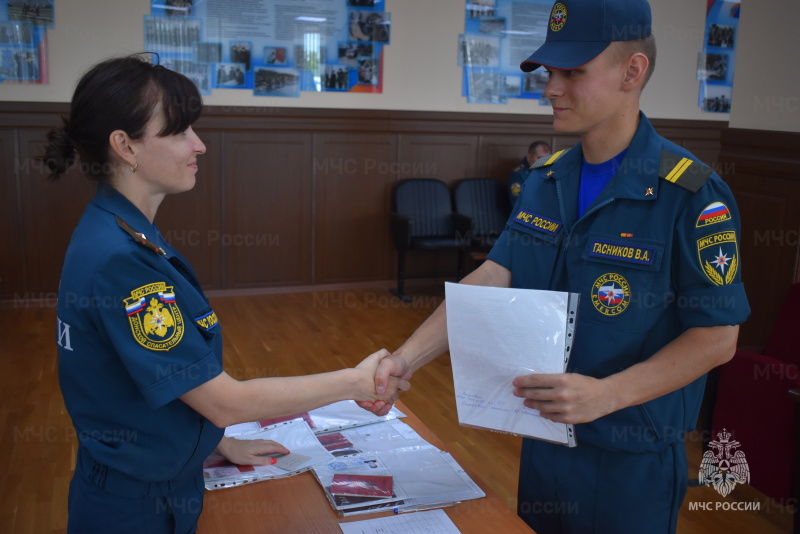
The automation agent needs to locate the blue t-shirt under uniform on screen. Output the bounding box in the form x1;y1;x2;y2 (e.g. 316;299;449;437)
578;149;628;218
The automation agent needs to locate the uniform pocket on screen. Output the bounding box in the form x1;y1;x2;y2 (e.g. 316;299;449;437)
579;235;666;333
504;213;565;289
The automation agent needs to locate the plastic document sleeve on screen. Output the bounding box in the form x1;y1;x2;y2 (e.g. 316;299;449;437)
445;282;579;447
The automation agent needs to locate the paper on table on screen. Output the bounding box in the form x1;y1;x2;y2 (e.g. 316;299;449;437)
203;419;335;490
224;401;407;437
445;282;578;446
339;509;461;534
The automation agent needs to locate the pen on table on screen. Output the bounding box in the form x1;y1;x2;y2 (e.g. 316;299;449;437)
393;502;457;514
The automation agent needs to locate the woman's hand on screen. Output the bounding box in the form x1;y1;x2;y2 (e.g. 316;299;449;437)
215;436;290;466
354;349;411;404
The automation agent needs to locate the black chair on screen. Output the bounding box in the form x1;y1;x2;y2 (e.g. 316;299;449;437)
390;178;470;301
453;178;510;264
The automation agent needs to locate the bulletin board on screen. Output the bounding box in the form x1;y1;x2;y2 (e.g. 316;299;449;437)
0;0;51;84
146;0;391;97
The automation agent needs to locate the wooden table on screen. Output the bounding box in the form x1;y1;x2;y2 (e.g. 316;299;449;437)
198;401;533;533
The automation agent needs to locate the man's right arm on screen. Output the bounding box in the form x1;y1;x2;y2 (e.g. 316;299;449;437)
365;260;512;414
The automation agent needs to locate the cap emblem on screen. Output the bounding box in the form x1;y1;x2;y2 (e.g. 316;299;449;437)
550;3;568;32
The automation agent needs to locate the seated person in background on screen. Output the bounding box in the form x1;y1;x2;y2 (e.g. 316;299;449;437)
508;140;551;203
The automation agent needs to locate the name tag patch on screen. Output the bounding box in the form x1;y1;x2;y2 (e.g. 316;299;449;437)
195;310;219;331
589;239;656;266
513;210;562;235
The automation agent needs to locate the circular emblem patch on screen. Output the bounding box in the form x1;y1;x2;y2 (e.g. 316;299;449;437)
591;273;631;316
550;3;568;32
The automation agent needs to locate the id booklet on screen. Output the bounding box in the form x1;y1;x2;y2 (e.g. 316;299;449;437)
445;283;579;447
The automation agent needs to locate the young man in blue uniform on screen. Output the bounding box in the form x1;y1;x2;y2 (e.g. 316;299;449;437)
508;140;551;203
361;1;749;532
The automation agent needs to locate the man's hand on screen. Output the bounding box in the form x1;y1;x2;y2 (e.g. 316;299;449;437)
512;372;617;424
356;353;412;416
353;349;411;406
215;436;290;466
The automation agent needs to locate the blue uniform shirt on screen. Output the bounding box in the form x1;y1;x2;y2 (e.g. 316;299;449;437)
57;185;224;484
488;113;750;452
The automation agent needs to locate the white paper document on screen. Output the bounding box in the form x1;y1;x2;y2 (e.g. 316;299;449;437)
203;418;335;490
224;400;406;437
313;448;484;516
339;509;461;534
445;282;578;446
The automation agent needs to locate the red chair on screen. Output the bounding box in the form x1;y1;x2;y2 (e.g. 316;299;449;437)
711;283;800;528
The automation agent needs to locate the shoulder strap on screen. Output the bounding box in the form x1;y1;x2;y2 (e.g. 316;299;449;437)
658;150;712;193
115;216;167;257
530;148;569;170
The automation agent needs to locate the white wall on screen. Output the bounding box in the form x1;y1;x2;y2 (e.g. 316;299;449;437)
0;0;784;129
729;1;800;133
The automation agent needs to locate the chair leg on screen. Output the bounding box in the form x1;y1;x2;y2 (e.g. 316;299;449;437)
456;249;466;282
390;250;411;302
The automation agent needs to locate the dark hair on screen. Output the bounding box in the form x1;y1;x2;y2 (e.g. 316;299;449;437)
528;141;550;154
44;54;203;181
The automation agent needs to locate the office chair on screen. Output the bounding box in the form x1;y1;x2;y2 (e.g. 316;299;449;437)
389;178;470;301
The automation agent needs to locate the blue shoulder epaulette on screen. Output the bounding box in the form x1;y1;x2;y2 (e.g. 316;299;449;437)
658;150;711;193
530;148;569;170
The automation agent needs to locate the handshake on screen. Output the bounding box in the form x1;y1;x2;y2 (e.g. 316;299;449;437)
352;349;410;416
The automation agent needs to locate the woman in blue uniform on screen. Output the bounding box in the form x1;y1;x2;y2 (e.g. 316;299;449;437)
45;55;407;534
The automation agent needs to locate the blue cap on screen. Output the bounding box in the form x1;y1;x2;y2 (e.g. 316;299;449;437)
520;0;652;72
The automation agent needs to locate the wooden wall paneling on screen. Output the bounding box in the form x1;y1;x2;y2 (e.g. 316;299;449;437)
719;128;800;348
655;119;724;173
552;135;581;151
725;183;798;348
396;134;479;187
477;135;535;182
17;129;95;297
313;133;396;284
1;103;740;301
222;132;313;289
0;130;25;301
156;131;223;290
680;138;722;175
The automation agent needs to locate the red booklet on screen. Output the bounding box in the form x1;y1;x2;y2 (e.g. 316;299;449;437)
330;474;393;498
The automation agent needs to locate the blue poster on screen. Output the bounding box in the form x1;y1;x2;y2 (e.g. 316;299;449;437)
698;1;739;113
0;0;51;83
147;0;390;97
460;0;551;104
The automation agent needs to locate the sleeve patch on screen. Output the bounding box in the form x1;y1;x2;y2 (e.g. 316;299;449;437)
696;202;732;228
124;282;185;351
696;230;739;285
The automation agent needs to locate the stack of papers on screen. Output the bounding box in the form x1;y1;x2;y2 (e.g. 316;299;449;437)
312;448;485;516
203;418;334;490
203;401;486;516
224;400;406;437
